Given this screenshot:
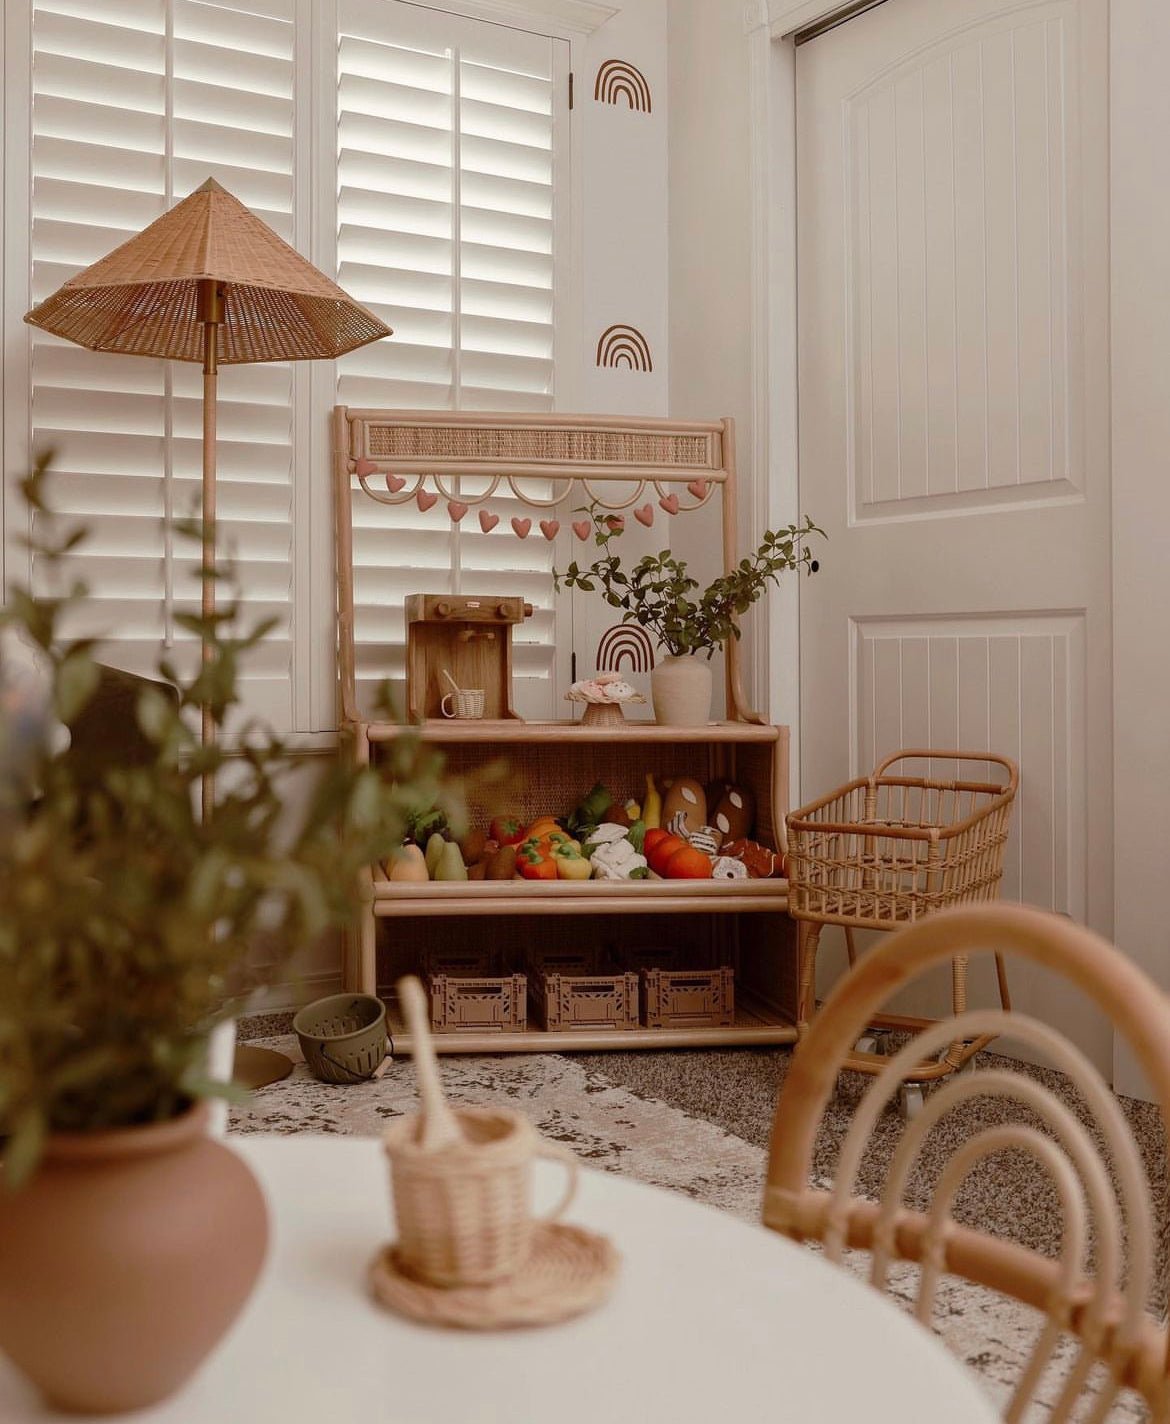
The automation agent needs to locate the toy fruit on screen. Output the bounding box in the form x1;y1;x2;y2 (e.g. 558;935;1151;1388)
642;773;662;830
434;840;469;881
387;843;428;882
646;832;686;876
601;801;631;827
484;844;518;880
661;777;706;836
642;827;673;859
524;816;561;840
467;861;487;880
489;815;525;846
712;784;755;842
459;829;487;866
663;844;713;879
424;831;447;878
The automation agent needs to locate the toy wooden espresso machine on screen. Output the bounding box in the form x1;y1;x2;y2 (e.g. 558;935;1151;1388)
405;595;533;721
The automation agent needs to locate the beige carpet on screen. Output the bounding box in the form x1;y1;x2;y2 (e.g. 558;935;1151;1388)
234;1017;1162;1420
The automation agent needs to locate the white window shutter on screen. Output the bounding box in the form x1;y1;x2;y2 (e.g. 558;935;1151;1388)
15;0;567;732
335;0;567;721
27;0;301;729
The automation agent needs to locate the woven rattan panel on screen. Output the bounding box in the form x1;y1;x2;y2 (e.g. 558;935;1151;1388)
363;424;717;469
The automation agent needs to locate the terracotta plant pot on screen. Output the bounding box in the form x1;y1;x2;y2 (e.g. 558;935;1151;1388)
0;1103;267;1414
651;654;713;726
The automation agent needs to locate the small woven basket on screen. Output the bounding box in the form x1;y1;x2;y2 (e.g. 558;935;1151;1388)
293;993;387;1083
440;688;485;720
383;1105;576;1287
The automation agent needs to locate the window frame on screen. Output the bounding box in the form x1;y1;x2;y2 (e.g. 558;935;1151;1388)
1;0;589;747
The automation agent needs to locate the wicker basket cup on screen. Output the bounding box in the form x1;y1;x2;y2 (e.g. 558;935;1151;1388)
382;1105;579;1287
439;688;485;720
293;993;388;1084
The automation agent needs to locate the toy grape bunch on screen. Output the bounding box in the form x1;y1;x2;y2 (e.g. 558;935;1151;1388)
565;670;646;727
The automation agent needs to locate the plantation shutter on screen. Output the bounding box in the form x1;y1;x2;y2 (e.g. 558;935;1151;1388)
26;0;301;728
335;0;566;720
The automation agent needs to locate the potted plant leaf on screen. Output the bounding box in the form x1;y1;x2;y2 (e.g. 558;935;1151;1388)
0;459;448;1414
556;506;824;724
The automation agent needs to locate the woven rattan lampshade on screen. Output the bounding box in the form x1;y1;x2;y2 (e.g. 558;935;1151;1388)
24;178;391;360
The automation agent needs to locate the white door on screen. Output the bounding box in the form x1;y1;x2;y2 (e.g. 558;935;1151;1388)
795;0;1112;1069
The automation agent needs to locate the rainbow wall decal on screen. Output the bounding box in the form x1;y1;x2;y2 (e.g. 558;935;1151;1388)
593;58;652;113
597;624;655;674
596;323;653;373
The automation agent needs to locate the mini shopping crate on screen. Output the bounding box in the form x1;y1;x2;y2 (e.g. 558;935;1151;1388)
786;749;1018;1095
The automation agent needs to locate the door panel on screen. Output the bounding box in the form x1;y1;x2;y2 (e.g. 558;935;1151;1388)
796;0;1111;1068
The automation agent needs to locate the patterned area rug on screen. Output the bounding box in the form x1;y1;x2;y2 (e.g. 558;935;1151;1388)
232;1021;1160;1420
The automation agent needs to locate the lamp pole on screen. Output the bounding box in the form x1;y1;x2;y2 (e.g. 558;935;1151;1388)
197;278;223;820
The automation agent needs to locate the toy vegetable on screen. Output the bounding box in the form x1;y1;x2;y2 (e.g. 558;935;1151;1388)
552;843;592;880
589;838;648;880
489;815;525;846
517;843;557;880
424;831;447;878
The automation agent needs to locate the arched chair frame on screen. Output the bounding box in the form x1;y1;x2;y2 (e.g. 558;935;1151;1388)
764;903;1170;1423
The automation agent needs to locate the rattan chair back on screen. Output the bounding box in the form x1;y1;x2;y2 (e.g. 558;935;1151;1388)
764;903;1170;1423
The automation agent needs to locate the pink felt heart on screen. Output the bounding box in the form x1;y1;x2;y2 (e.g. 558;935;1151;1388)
416;488;438;513
448;500;469;523
573;520;591;541
479;510;499;533
385;473;406;494
686;478;709;500
539;519;560;541
659;492;680;515
634;503;654;528
606;515;625;533
511;517;532;539
354;456;377;478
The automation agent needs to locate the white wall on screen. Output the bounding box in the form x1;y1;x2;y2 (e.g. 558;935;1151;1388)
1110;0;1170;1100
666;0;757;719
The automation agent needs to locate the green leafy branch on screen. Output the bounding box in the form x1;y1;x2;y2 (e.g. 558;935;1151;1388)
554;504;824;659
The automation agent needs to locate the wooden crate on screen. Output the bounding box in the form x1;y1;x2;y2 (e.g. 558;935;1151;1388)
530;967;639;1032
429;973;527;1034
641;966;735;1030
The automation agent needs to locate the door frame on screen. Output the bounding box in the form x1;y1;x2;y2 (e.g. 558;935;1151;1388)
747;0;1167;1095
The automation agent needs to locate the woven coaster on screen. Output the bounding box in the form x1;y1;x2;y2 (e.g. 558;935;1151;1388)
368;1222;620;1330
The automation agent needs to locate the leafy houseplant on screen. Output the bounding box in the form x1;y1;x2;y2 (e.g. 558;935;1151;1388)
555;507;824;723
0;458;448;1414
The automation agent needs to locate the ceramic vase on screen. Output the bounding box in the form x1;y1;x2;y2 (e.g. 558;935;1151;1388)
0;1103;268;1414
651;654;713;726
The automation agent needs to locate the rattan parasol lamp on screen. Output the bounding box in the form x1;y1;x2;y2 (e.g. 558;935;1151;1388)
25;178;391;1088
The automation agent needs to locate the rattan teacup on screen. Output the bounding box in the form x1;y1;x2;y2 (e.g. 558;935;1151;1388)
383;1105;578;1287
439;688;485;719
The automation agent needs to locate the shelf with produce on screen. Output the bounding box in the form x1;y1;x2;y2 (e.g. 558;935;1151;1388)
383;990;799;1055
370;872;790;917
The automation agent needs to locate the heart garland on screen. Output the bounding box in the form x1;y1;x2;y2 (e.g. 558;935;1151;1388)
479;510;499;534
511;517;532;539
634;503;654;528
659;492;680;515
540;519;560;541
448;500;469;523
416;488;437;513
686;479;709;500
573;520;591;541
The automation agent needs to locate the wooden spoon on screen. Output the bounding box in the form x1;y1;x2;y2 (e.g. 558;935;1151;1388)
441;668;462;696
397;976;463;1151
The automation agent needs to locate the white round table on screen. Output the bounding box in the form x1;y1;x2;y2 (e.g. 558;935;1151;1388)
0;1136;998;1423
